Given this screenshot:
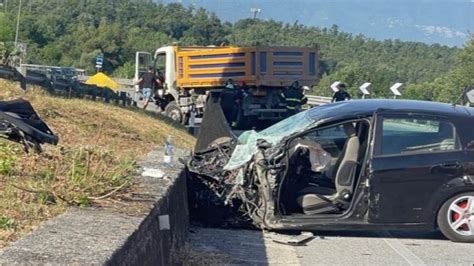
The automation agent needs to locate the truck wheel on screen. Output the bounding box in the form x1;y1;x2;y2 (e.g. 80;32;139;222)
437;192;474;242
165;101;183;123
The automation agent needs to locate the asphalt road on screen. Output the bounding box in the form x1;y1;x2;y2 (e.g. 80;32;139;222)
189;226;474;265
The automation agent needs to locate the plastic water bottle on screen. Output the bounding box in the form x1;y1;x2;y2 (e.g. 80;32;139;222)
164;135;174;167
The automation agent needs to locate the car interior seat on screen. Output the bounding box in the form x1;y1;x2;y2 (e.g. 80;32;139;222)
296;123;360;215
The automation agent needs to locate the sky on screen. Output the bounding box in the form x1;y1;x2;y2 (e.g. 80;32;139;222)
160;0;474;46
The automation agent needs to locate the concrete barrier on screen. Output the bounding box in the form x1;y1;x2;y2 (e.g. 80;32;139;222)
0;149;190;265
107;164;189;265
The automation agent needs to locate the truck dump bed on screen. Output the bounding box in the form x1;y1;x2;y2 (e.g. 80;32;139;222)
175;46;319;88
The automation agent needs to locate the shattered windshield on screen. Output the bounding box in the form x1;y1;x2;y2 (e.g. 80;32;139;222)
224;110;314;170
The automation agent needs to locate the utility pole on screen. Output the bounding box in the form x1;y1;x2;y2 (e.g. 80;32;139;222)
250;7;261;19
0;0;6;12
14;0;22;47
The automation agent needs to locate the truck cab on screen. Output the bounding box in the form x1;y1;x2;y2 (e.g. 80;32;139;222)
135;46;203;123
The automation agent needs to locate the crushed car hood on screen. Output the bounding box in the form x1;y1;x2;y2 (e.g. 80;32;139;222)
187;106;317;225
224;110;314;170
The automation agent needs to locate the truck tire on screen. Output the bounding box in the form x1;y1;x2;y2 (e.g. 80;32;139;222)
437;192;474;242
165;101;183;123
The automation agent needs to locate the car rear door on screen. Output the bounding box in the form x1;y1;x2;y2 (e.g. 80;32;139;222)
368;111;468;223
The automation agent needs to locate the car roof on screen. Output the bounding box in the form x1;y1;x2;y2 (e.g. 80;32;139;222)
307;99;473;122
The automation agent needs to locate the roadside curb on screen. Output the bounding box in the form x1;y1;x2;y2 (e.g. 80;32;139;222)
107;150;190;265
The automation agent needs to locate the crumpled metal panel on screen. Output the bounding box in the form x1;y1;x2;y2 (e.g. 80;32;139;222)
224;110;314;170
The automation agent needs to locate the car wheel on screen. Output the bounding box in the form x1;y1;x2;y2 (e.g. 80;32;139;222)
164;101;182;123
437;192;474;242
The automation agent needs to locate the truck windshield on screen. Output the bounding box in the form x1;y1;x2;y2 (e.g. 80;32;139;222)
156;53;166;73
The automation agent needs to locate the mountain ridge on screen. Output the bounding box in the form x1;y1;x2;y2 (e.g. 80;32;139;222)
161;0;473;47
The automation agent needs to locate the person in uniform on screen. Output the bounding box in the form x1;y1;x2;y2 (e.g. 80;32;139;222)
331;83;352;102
281;81;308;116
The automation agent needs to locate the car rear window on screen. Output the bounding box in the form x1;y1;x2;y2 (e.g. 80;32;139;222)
381;117;459;155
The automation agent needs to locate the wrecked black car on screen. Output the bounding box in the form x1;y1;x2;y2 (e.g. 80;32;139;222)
0;99;58;152
188;99;474;242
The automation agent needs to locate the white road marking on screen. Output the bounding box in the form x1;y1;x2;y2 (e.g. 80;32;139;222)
378;231;426;266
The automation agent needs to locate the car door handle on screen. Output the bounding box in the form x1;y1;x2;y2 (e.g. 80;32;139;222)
439;161;463;170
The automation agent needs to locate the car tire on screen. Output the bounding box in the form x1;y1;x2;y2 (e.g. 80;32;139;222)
164;101;182;123
437;192;474;243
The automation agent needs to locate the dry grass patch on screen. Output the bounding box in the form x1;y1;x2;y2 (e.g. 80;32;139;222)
0;80;195;247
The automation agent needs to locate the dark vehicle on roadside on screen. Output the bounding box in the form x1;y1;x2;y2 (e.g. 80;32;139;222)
188;98;474;242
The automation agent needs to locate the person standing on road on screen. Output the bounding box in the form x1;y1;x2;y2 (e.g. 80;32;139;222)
134;66;162;110
331;83;352;102
281;81;308;116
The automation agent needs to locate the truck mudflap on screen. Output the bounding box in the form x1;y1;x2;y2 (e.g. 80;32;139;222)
0;99;59;152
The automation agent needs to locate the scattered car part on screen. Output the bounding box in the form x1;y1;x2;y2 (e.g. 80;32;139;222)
0;99;58;152
271;231;316;246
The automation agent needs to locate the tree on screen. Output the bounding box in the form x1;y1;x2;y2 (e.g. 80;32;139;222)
0;13;14;41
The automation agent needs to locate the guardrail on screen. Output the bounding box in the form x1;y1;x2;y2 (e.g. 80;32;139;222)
0;64;132;106
0;65;23;81
307;95;332;106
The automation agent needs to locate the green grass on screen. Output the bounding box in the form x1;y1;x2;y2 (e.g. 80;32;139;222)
0;216;15;230
0;143;17;176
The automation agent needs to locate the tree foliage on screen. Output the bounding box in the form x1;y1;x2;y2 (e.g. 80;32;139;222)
404;38;474;103
0;0;471;103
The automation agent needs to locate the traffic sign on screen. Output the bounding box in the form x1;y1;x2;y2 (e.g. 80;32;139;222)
466;88;474;104
390;82;403;97
96;54;104;67
359;82;372;96
330;81;341;92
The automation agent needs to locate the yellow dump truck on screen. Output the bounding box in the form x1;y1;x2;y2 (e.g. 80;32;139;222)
135;45;319;127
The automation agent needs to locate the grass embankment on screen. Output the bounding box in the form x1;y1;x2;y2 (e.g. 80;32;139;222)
0;80;195;248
